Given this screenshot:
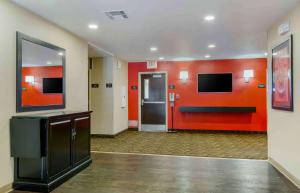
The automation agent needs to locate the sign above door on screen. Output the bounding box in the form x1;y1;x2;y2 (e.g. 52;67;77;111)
147;61;157;69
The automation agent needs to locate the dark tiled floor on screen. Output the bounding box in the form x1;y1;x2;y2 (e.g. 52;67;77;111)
92;131;267;159
12;153;300;193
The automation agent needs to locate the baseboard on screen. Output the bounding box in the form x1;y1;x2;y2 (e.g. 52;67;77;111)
91;128;128;138
128;127;267;134
113;128;128;136
128;127;138;131
0;183;12;193
168;129;267;134
268;157;300;189
92;128;266;136
91;134;115;138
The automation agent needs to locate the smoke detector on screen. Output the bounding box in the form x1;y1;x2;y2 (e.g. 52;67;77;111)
105;11;128;20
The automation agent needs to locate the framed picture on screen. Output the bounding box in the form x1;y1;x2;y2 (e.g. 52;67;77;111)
272;35;293;111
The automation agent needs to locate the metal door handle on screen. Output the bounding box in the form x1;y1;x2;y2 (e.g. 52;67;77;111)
72;128;77;140
141;99;144;106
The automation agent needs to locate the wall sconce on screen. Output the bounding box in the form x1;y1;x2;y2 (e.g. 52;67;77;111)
179;71;189;82
25;76;35;86
243;70;254;83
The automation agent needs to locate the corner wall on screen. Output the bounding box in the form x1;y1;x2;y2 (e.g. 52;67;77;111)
90;57;128;135
113;59;128;134
0;1;88;189
267;2;300;187
90;57;114;135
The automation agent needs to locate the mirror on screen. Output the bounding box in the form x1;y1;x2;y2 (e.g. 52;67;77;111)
16;32;66;112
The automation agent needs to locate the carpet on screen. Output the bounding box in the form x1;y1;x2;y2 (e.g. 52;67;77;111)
91;131;267;160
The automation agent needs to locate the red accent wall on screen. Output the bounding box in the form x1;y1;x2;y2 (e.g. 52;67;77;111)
22;66;63;106
128;58;267;131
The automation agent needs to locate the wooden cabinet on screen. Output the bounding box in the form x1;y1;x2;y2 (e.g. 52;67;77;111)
73;116;90;165
48;119;72;179
10;111;92;192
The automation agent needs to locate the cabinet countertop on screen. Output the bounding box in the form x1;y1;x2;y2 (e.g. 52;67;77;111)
12;111;92;118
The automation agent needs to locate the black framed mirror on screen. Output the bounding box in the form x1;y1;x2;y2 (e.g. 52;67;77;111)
16;32;66;112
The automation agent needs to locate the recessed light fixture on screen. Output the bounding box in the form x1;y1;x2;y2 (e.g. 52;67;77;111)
208;44;216;48
205;55;211;59
204;15;215;21
264;52;268;56
58;52;64;56
150;47;158;52
46;61;52;65
88;24;98;29
159;57;165;60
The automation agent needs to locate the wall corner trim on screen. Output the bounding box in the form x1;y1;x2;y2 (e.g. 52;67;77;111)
0;183;12;193
268;157;300;189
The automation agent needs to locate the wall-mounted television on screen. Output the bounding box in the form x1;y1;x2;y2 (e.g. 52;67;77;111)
43;78;63;94
198;73;232;92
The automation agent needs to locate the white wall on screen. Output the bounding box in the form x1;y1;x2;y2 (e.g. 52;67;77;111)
0;1;88;189
90;56;128;135
267;2;300;187
90;57;114;135
113;59;128;134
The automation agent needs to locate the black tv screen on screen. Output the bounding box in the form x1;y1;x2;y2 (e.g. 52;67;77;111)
43;78;63;93
198;73;232;92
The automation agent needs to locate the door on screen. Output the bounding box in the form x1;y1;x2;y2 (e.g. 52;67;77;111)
73;115;90;165
48;119;72;179
140;73;167;131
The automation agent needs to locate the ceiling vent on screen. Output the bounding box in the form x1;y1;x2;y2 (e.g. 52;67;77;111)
105;11;128;20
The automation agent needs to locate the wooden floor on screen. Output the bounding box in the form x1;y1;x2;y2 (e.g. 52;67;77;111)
12;152;300;193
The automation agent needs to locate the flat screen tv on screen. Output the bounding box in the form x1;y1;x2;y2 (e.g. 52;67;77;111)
43;78;63;94
198;73;232;92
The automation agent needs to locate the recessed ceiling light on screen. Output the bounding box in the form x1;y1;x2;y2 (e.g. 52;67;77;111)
264;52;268;56
208;44;216;48
46;61;52;65
58;52;64;56
205;55;211;59
88;24;98;29
159;57;165;60
150;47;158;52
204;15;215;21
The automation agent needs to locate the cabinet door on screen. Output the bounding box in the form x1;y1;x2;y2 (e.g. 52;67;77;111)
73;116;90;165
48;119;72;178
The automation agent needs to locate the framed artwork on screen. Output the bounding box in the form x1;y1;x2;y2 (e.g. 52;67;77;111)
272;35;293;111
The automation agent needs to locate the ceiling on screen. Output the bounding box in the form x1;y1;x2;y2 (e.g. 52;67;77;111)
88;44;113;58
12;0;299;61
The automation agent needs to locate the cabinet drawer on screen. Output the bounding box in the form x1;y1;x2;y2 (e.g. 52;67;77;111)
10;118;44;158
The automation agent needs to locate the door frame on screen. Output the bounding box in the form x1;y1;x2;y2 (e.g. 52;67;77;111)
138;71;168;132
